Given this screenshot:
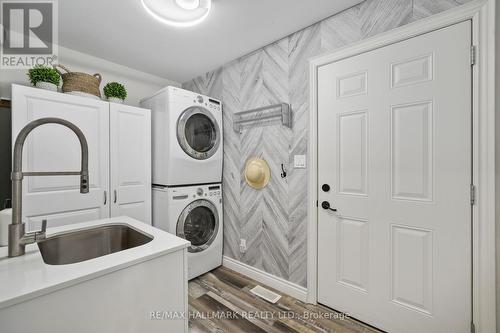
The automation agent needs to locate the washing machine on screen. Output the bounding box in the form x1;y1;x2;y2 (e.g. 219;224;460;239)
141;86;223;186
152;183;223;280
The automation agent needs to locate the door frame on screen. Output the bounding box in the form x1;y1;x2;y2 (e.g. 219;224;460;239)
307;0;496;331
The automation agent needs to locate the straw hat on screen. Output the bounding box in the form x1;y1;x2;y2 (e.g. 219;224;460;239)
245;157;271;189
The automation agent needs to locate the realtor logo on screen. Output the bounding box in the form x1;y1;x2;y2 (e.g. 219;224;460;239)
1;0;58;69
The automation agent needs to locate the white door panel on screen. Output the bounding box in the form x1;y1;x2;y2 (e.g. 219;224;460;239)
317;22;472;333
26;208;101;230
110;104;151;224
12;85;110;230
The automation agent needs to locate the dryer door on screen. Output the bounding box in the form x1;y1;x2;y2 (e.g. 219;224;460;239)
176;199;219;253
177;106;220;160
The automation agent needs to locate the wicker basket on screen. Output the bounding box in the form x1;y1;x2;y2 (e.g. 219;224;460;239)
54;64;102;98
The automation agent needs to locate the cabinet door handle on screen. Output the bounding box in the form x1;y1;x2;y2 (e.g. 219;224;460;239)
113;190;117;204
104;191;107;205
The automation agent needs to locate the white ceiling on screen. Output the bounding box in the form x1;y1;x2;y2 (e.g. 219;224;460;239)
59;0;362;83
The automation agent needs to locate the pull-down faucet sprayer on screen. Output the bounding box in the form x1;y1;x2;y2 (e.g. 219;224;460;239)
8;117;89;257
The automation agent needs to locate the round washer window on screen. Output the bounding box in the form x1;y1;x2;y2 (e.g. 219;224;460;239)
177;199;219;253
184;113;216;153
177;107;220;160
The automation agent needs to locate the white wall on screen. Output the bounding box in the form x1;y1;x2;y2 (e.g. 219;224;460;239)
0;46;180;106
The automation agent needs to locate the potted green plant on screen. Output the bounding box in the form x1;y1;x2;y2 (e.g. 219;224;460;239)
27;65;61;91
103;82;127;103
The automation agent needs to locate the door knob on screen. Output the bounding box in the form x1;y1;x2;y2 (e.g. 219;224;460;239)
321;201;337;212
321;184;330;192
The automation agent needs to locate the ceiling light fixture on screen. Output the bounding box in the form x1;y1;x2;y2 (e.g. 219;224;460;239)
175;0;200;10
141;0;211;27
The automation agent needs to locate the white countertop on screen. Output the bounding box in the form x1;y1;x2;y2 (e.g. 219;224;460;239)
0;216;189;310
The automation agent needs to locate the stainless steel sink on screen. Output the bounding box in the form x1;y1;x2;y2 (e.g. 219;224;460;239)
37;224;153;265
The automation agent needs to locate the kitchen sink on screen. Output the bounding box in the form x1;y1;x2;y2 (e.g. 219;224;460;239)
37;224;153;265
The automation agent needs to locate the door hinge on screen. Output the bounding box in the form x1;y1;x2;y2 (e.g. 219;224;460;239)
470;321;475;333
470;184;476;206
470;45;477;66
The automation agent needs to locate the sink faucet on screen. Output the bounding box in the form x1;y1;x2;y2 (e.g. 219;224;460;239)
8;118;89;257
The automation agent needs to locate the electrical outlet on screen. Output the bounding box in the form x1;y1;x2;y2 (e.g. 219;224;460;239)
239;239;247;253
294;155;306;168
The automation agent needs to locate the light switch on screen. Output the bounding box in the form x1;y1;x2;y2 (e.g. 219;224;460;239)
294;155;306;169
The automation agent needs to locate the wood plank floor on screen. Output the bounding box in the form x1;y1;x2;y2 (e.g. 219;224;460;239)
188;266;383;333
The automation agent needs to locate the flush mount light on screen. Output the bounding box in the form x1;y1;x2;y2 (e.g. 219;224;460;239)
142;0;211;27
175;0;200;10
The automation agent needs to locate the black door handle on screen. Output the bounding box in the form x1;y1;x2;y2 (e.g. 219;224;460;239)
321;201;337;212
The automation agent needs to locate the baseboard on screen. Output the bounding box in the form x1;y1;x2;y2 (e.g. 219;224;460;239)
222;256;307;302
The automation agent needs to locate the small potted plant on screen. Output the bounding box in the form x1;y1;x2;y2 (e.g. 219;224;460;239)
103;82;127;103
27;65;60;91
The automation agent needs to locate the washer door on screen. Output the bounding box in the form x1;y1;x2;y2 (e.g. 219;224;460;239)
177;106;220;160
176;199;219;253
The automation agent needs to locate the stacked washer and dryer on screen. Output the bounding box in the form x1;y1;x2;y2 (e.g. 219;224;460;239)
141;87;223;280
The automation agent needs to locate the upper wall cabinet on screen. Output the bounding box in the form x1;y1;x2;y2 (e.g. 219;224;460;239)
11;85;151;230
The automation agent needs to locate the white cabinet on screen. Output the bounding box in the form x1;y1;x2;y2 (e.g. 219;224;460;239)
0;217;189;333
12;85;110;229
11;85;151;229
110;103;151;223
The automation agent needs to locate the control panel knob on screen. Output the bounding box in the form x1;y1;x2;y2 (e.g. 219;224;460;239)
196;188;204;196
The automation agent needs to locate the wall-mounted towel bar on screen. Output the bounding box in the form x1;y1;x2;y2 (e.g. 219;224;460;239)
233;103;292;133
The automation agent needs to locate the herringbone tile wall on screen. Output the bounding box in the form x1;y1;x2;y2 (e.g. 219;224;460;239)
183;0;472;287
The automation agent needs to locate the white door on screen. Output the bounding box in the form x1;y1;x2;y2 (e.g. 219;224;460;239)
12;85;110;230
110;103;151;224
317;22;472;333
